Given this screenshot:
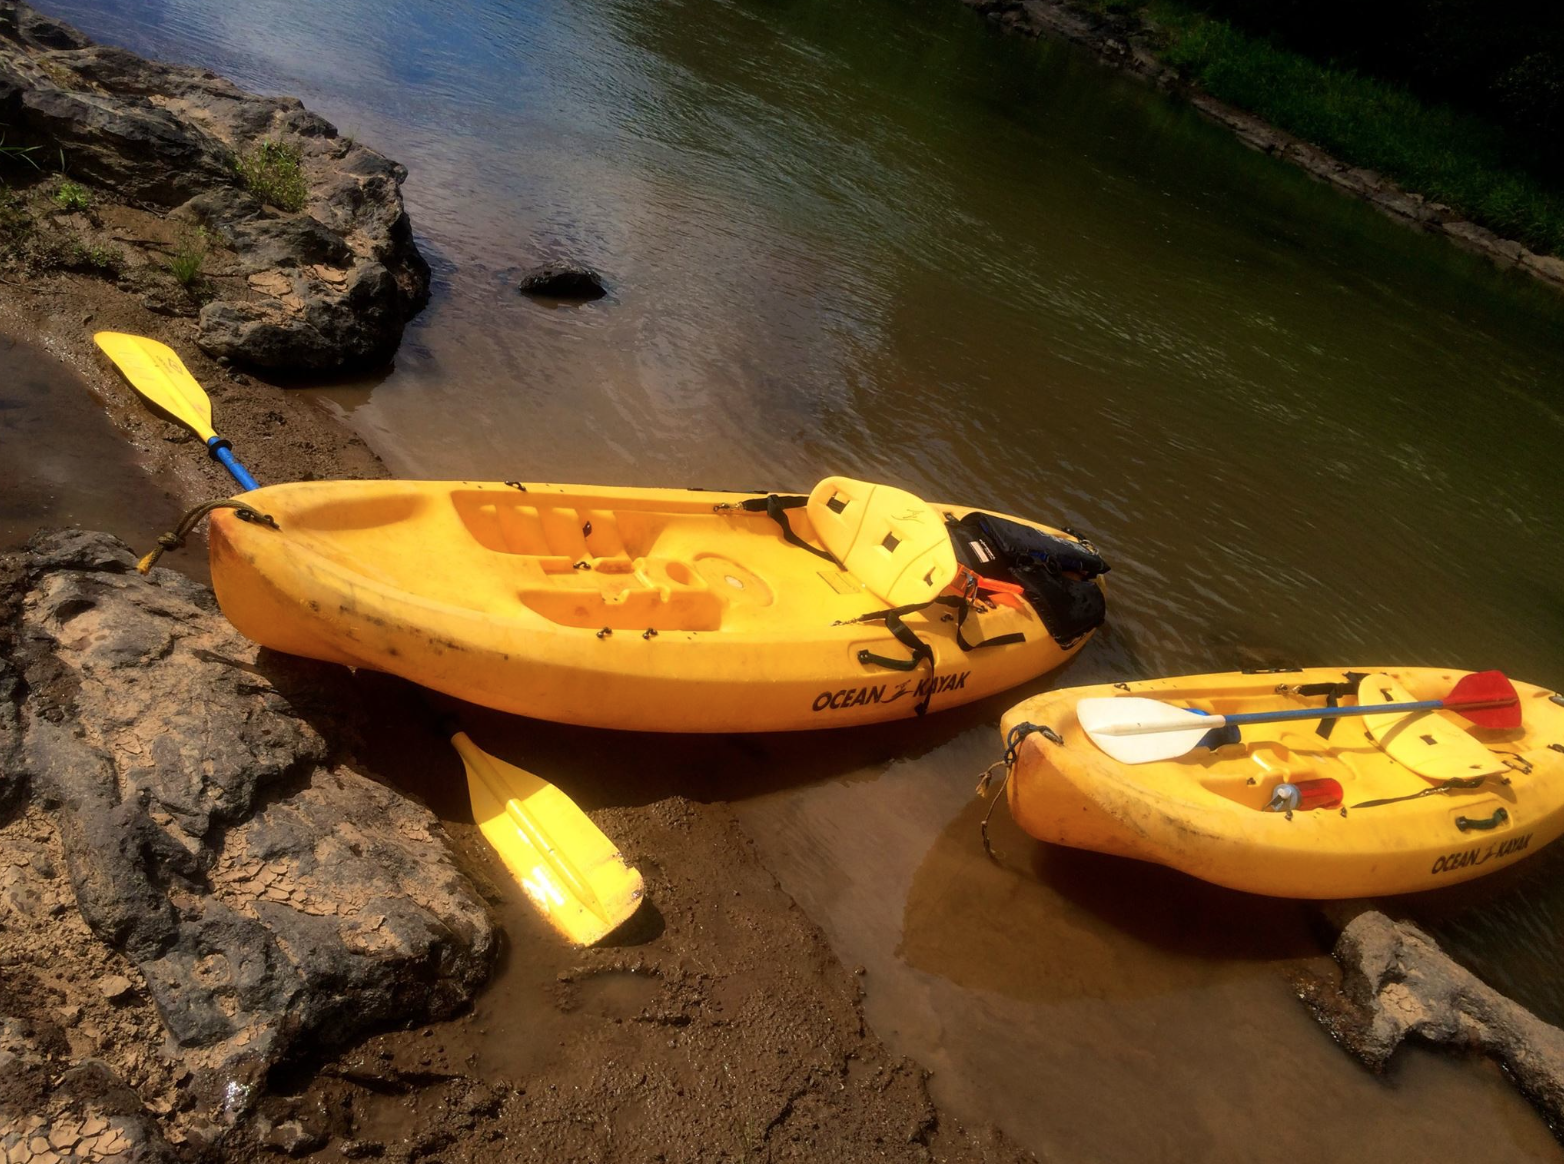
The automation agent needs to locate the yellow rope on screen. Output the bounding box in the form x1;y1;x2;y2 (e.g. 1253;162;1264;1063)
138;499;278;575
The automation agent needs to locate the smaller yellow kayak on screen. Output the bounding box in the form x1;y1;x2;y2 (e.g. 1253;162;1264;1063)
998;667;1564;898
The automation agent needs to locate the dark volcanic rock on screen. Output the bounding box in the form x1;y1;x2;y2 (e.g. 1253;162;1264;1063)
0;1;430;370
1;531;497;1115
518;262;608;301
1301;910;1564;1128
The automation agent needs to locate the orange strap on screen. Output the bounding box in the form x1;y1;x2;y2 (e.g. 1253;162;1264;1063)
950;564;1026;610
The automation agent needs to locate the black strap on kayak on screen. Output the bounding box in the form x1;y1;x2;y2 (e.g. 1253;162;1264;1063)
1351;775;1488;809
943;577;1027;654
729;494;837;563
857;610;934;671
1289;671;1371;739
841;593;1025;714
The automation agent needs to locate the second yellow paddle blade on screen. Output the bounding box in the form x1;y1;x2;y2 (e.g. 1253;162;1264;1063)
453;732;644;946
93;331;217;442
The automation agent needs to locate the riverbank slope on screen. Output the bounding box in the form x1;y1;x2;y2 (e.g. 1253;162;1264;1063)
958;0;1564;293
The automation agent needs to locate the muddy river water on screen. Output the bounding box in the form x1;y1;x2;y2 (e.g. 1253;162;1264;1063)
20;0;1564;1157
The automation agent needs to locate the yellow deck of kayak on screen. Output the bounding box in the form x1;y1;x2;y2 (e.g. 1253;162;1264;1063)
999;667;1564;897
209;478;1101;732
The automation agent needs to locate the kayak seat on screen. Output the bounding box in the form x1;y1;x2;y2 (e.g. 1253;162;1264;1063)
516;554;724;631
1358;673;1508;782
804;476;957;608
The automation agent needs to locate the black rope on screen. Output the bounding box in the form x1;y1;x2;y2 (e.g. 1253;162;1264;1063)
137;498;278;575
977;721;1062;860
1351;775;1488;809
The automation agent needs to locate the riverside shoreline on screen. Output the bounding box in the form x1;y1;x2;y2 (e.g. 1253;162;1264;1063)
4;1;1564;1160
959;0;1564;294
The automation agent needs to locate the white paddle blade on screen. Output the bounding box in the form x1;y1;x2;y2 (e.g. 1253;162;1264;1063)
1076;697;1218;765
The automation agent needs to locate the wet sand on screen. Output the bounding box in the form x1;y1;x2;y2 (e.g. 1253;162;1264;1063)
732;733;1562;1161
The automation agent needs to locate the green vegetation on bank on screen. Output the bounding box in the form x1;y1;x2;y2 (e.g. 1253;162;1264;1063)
1168;0;1564;154
1141;2;1564;256
164;226;209;289
54;178;90;211
234;139;307;211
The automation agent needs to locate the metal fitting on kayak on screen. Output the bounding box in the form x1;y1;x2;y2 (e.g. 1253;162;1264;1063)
1265;783;1302;813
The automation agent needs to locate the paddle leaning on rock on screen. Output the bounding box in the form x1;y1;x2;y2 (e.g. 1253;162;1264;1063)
93;330;645;946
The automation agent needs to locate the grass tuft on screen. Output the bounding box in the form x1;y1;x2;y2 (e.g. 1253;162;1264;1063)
164;226;209;287
0;133;41;174
69;239;123;276
234;139;308;212
53;179;90;211
1147;1;1564;254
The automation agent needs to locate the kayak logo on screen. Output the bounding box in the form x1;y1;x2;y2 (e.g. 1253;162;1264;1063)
811;671;971;712
1430;832;1531;875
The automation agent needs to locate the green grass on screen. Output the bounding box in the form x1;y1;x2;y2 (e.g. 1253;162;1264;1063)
0;134;41;175
19;226;123;276
1146;1;1564;255
0;187;31;251
234;139;308;211
67;239;122;276
164;226;209;287
53;179;90;211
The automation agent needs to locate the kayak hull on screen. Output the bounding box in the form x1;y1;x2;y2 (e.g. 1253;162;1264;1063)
999;667;1564;898
209;480;1103;733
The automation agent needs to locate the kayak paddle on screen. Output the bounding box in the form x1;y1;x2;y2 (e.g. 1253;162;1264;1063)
1078;670;1520;765
93;330;260;491
92;329;643;943
453;731;643;945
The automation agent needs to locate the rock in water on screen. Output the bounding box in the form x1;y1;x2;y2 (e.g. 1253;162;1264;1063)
518;263;608;301
0;1;430;371
1301;909;1564;1128
0;531;497;1115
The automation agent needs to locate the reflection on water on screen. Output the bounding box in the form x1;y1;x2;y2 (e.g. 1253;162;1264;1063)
38;0;1564;1155
0;335;182;552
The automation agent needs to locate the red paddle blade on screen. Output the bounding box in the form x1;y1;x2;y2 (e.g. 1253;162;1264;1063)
1446;670;1522;729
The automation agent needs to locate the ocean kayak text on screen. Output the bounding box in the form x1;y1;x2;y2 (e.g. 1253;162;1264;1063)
811;671;972;712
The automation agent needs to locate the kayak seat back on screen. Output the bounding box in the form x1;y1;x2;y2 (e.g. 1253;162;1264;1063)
805;476;956;608
1359;673;1507;782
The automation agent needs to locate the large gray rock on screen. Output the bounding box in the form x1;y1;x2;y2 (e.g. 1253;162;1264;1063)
0;1;430;370
1;531;497;1117
1302;910;1564;1129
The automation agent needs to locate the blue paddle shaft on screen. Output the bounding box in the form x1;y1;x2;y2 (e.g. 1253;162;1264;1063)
1220;699;1447;728
206;436;259;492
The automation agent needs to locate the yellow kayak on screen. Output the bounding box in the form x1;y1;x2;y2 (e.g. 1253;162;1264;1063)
209;476;1108;732
998;667;1564;897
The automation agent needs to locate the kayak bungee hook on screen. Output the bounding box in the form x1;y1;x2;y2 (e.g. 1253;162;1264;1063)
977;721;1061;860
137;498;278;575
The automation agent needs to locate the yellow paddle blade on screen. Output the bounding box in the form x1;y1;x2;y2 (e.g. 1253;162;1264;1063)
93;331;217;443
452;732;643;946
